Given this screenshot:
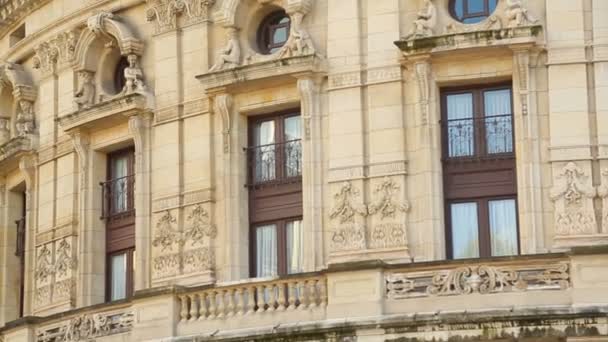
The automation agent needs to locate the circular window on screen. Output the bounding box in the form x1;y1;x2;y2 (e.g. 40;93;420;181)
257;11;291;54
449;0;498;24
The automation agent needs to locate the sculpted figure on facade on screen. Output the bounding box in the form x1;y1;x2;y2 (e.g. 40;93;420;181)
122;54;147;94
405;0;436;39
0;118;9;144
15;100;35;136
73;71;95;109
278;12;315;58
506;0;537;27
550;162;597;237
209;27;241;72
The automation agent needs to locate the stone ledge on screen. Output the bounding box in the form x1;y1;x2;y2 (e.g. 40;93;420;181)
394;25;543;57
196;54;325;93
0;134;36;171
57;93;152;132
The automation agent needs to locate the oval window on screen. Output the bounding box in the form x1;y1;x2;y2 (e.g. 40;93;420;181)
257;11;291;54
450;0;498;24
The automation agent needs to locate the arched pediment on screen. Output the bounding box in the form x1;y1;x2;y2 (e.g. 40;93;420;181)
72;11;144;71
215;0;311;27
0;63;36;102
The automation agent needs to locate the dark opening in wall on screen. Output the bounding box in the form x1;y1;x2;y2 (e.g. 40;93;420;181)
9;24;26;47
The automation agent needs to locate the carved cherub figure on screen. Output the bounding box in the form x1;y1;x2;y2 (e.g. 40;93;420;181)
123;54;146;94
74;71;95;109
506;0;537;27
15;100;35;136
405;0;436;39
209;27;241;72
278;12;315;58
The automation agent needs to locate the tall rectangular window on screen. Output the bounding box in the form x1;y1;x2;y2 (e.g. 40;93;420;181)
442;84;519;259
103;148;135;301
248;111;303;277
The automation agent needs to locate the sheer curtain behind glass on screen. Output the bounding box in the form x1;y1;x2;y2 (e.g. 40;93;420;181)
112;156;128;213
447;93;474;157
256;225;277;277
110;253;126;301
284;116;302;178
286;220;303;274
255;121;276;182
451;202;480;259
489;199;518;256
484;89;513;154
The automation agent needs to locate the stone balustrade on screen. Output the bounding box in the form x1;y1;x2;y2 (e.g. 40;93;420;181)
177;275;327;322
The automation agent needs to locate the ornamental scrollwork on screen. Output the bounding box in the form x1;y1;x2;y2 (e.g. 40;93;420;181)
386;263;570;299
367;177;410;220
145;0;216;33
184;204;217;246
35;245;53;282
152;210;181;251
329;182;367;224
36;311;134;342
550;162;597;236
54;239;77;277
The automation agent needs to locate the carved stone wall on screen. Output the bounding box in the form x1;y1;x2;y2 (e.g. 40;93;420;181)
34;237;77;310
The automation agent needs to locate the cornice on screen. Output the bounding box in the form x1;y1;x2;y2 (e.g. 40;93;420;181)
0;0;53;38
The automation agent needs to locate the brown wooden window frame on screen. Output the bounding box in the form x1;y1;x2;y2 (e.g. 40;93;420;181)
14;192;26;317
247;110;303;278
103;147;136;302
441;82;519;260
449;0;497;24
257;10;291;55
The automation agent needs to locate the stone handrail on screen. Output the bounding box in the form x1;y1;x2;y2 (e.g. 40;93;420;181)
177;275;327;322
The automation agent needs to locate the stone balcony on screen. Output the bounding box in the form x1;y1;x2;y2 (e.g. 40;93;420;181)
0;134;36;171
2;248;608;341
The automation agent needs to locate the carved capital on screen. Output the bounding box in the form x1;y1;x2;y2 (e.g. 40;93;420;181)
145;0;216;34
213;93;233;153
296;77;321;140
513;48;530;115
413;60;431;125
69;130;91;190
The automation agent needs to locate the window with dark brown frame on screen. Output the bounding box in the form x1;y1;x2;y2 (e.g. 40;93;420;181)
102;148;135;301
247;111;303;277
441;83;519;259
257;10;291;54
449;0;498;24
15;192;26;318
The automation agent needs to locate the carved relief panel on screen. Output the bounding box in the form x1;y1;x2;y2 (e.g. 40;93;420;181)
367;177;410;250
328;181;368;253
34;237;77;310
151;204;216;282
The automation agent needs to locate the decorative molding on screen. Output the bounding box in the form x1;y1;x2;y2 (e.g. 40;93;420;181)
328;71;362;90
32;30;80;76
69;130;90;191
386;263;570;299
0;136;36;171
414;60;430;125
151;188;214;212
145;0;216;34
0;62;37;101
297;77;320;140
514;49;530;116
34;238;77;308
36;311;134;342
213;93;233;153
550;162;597;237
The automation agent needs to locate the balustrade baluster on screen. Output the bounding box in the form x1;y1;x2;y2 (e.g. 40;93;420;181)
256;285;265;313
189;294;199;321
287;281;296;310
246;286;256;315
277;282;286;311
179;295;189;322
298;280;309;309
319;280;328;305
217;290;226;318
235;288;244;315
208;291;217;319
308;280;318;307
226;288;236;316
198;293;208;320
267;284;276;312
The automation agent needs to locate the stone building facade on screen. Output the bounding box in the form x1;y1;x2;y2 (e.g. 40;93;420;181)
0;0;608;341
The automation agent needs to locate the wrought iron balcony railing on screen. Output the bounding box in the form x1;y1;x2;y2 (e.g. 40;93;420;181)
442;114;514;160
100;174;135;220
246;139;302;187
14;217;25;259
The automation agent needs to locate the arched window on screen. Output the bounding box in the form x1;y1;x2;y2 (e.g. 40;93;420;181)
449;0;498;24
113;56;129;93
257;11;291;54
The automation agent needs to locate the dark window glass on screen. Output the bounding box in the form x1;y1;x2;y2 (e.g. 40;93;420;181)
258;11;291;54
114;57;129;93
450;0;498;24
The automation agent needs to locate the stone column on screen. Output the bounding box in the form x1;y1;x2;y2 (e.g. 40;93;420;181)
129;113;153;291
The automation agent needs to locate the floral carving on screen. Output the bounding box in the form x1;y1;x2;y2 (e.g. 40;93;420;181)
54;239;76;277
152;210;180;251
387;263;570;299
550;162;597;236
329;182;367;224
145;0;216;33
184;204;217;246
183;247;214;272
33;30;80;75
36;311;134;342
367;177;410;220
35;245;53;282
330;225;366;252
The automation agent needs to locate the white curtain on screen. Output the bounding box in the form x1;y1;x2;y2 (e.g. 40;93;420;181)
110;253;126;301
256;225;277;278
284;116;302;177
451;202;479;259
112;156;128;213
489;199;518;256
484;89;513;154
255;120;276;182
447;93;474;157
286;220;303;274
